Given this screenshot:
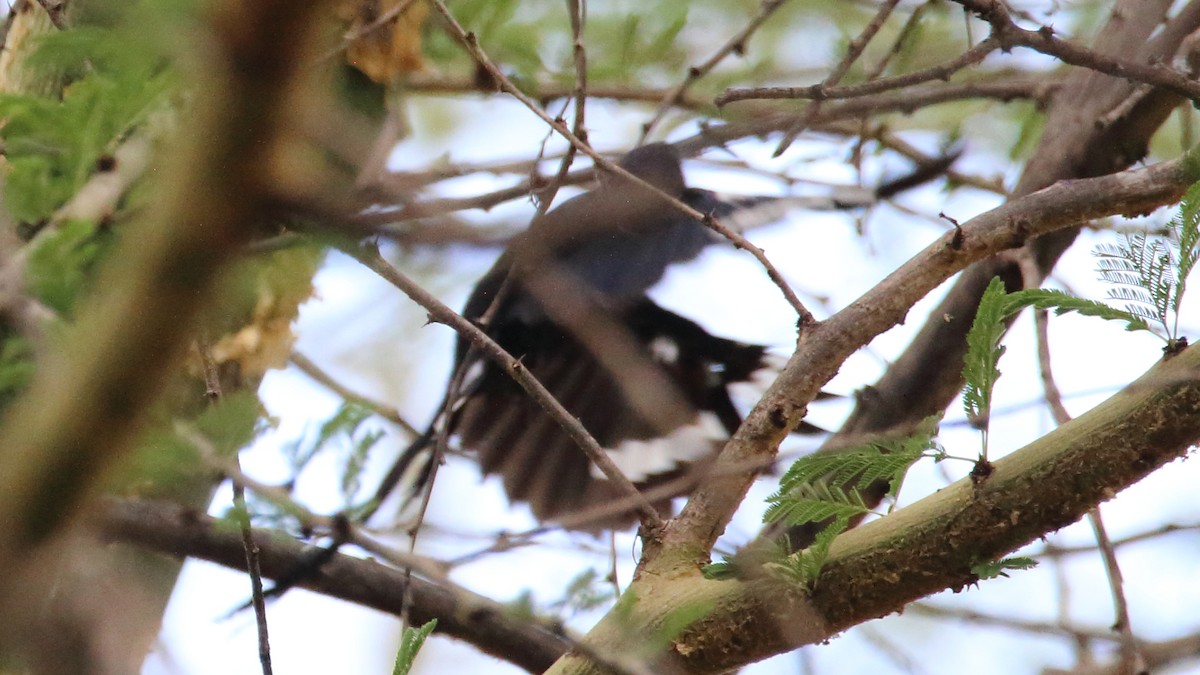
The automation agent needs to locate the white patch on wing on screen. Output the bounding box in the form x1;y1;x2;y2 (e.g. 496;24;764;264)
451;360;487;410
727;351;787;407
648;336;680;364
595;411;727;481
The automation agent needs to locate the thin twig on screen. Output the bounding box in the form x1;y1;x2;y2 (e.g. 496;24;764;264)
692;76;1056;156
1038;522;1200;558
908;603;1136;643
191;444;650;675
404;72;708;108
566;0;588;145
428;0;814;323
641;0;790;141
289;352;420;437
197;339;273;675
720;35;1000;106
194;440;451;581
319;0;419;62
1089;509;1147;674
1018;252;1073;425
95;496;574;674
1020;253;1146;674
522;0;590;218
396;352;473;630
662;148;1196;565
772;0;905;155
863;1;932;81
355;78;1047;225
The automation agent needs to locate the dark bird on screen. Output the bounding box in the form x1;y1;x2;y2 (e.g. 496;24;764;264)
372;143;809;529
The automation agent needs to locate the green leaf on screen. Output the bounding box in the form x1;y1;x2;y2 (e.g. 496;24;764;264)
1003;288;1151;333
24;219;110;314
0;335;36;410
1169;182;1200;335
283;402;371;474
342;427;384;503
961;277;1009;454
771;419;938;506
763;517;849;590
547;569;616;617
194;390;263;458
1093;232;1174;336
701;560;736;580
763;482;870;527
971;556;1038;580
392;619;437;675
0;24;174;223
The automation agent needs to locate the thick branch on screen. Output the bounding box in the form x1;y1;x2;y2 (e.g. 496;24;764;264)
649;150;1200;567
771;0;1199;549
93;497;570;673
549;343;1200;674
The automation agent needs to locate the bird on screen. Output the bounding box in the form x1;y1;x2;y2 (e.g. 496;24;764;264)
370;143;811;530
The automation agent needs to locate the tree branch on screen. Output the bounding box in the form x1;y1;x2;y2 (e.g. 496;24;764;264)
648;149;1200;568
772;0;1198;550
92;497;572;674
549;342;1200;674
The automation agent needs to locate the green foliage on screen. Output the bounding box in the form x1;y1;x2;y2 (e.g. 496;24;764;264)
392;619;437;675
424;0;549;82
1093;181;1200;345
281;403;386;508
0;26;174;224
768;415;941;513
700;559;737;581
194;391;264;458
735;419;942;587
23;219;110;315
960;259;1175;465
961;277;1008;459
112;391;263;500
763;480;871;527
0;335;35;410
707;517;849;589
762;517;848;590
546;568;616;617
971;556;1038;581
500;590;539;625
1002;289;1151;333
499;569;613;628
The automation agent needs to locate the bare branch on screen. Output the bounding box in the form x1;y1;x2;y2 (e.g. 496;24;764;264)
719;35;1000;106
959;0;1200;102
642;0;790;140
93;497;572;674
773;0;906;154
